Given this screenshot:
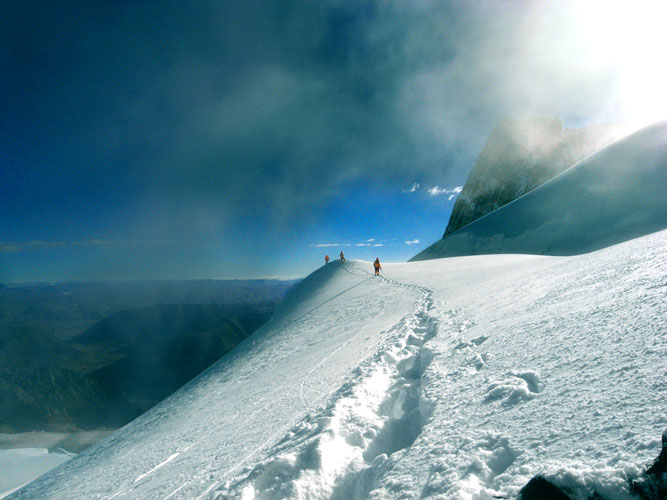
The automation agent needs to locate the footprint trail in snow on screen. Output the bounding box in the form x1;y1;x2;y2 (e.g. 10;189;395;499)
216;265;459;499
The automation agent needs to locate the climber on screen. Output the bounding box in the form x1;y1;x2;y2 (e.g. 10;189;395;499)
325;254;330;264
340;251;346;262
374;258;382;276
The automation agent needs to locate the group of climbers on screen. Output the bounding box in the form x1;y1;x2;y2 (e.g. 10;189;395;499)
323;251;382;276
324;250;346;264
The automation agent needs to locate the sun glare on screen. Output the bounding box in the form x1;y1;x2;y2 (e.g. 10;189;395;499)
576;0;667;129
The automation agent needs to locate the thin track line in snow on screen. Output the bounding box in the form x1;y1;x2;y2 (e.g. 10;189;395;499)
297;261;396;410
298;296;387;409
194;481;219;500
153;373;287;497
107;452;183;500
134;453;180;483
204;302;375;485
163;482;188;500
222;262;441;498
204;318;380;490
194;425;290;500
285;274;374;326
189;267;388;498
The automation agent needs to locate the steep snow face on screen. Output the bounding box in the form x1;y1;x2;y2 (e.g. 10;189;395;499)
11;230;666;500
444;118;623;237
414;121;667;261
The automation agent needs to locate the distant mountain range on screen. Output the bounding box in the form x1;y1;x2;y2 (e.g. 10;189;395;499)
0;280;296;434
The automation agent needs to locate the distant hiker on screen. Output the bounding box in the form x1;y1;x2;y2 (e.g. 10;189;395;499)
374;258;382;276
340;251;346;262
325;254;330;264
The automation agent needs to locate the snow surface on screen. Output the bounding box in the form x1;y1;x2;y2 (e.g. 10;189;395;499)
412;121;667;260
0;449;73;499
9;121;666;500
9;230;666;500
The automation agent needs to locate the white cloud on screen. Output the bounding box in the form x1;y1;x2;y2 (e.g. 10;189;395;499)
367;238;375;242
309;243;351;248
402;183;420;193
356;242;384;247
0;243;22;253
0;239;179;253
427;185;463;197
405;239;420;245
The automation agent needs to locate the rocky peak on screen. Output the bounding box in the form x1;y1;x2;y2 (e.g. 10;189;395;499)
444;118;623;237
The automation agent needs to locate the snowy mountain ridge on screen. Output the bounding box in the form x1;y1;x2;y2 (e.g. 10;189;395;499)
413;121;667;260
11;230;667;499
443;118;623;237
221;272;446;499
8;122;667;500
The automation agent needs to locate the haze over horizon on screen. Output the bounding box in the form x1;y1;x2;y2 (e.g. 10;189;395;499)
3;0;666;282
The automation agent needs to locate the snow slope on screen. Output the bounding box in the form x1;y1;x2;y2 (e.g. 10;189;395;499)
412;121;667;260
9;262;419;499
10;230;666;499
0;449;73;499
9;122;666;499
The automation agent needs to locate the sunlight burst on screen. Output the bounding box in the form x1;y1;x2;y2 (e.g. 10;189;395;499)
576;0;667;129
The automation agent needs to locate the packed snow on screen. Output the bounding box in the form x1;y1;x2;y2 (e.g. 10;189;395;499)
9;122;666;499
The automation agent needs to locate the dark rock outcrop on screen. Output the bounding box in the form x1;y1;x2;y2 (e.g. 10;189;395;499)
411;121;667;261
519;475;571;500
632;429;667;500
517;429;667;500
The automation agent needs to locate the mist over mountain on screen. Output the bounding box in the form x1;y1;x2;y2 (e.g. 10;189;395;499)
413;121;667;260
0;280;296;434
79;303;272;408
444;117;623;237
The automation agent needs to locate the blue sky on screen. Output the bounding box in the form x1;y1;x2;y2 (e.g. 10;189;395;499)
0;1;641;282
0;180;462;281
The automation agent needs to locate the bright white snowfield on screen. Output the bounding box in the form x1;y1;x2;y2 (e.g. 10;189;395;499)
10;121;667;499
10;231;667;500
